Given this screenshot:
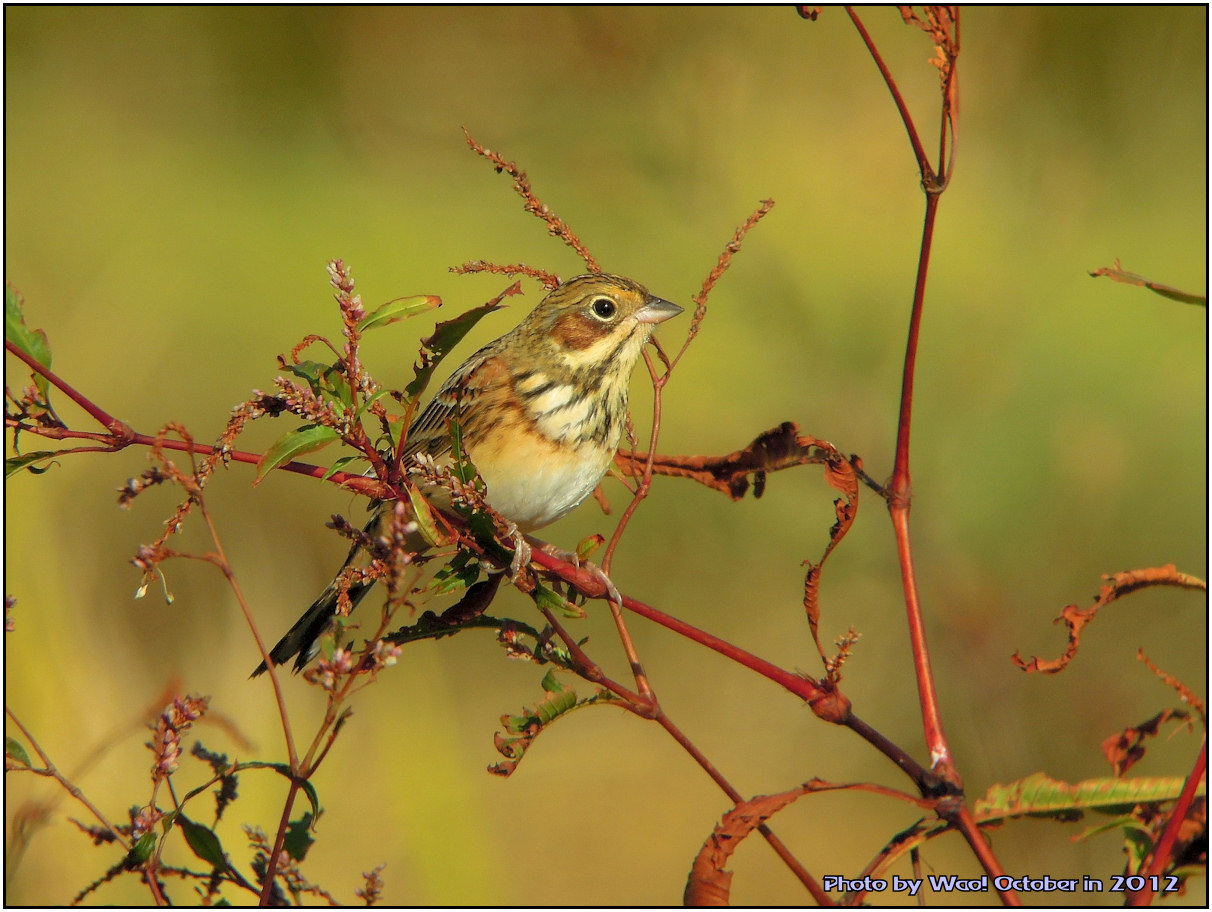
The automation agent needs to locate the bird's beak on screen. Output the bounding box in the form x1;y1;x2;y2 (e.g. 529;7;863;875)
635;296;684;325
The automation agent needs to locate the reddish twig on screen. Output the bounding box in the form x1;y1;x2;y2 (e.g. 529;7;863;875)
6;342;389;499
526;544;944;796
847;7;933;183
1131;737;1208;904
4;708;132;854
6;340;135;445
951;802;1021;905
449;260;561;289
843;5;963;789
667;198;776;373
462;128;600;272
889;192;957;785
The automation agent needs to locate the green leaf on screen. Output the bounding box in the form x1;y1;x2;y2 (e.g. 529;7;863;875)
405;302;504;401
5;284;53;399
5;451;60;478
231;761;323;822
128;830;157;864
283;813;316;862
281;360;354;407
5;736;31;767
406;485;448;547
429;553;479;594
357;295;442;332
430;551;481;594
354;388;394;419
256;425;340;481
974;772;1203;822
178;815;228;870
490;673;623;777
575;534;606;563
280;359;330;390
321;454;368;481
448;416;476;485
1073;814;1149;843
533;583;586;620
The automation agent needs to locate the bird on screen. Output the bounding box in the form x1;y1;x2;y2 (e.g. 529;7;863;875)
253;273;682;676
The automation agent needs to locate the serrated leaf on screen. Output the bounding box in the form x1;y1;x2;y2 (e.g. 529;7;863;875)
178;815;228;870
5;736;31;767
490;675;622;777
5;285;53;400
430;551;481;594
358;294;442;332
974;772;1202;822
5;451;60;478
256;425;340;480
533;583;585;619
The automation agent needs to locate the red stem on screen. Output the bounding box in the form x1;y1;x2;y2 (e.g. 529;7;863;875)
7;337;375;490
848;9;958;785
953;803;1020;905
846;7;933;180
6;339;133;440
259;779;301;905
529;547;941;793
1130;736;1207;905
888;189;957;785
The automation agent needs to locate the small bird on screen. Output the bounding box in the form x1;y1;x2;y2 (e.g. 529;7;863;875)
253;274;682;676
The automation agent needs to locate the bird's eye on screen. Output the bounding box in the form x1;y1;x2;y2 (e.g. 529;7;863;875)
590;296;617;320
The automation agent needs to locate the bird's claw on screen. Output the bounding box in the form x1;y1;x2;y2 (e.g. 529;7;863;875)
537;542;621;604
507;523;532;582
590;563;623;605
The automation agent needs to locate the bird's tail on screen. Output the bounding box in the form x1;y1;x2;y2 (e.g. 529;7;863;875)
251;529;378;677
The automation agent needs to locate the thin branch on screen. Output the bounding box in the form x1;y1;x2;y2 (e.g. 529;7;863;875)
846;7;933;182
1133;737;1208;903
5;708;131;853
462;128;600;272
6;340;134;443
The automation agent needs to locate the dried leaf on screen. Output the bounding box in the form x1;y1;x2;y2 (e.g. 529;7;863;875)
1090;259;1206;306
1012;565;1206;674
1102;710;1191;777
684;780;865;905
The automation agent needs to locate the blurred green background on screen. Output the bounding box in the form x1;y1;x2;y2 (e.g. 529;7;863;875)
5;6;1206;906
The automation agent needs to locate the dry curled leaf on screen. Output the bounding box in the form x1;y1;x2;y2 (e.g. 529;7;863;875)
1012;565;1206;674
1102;709;1192;777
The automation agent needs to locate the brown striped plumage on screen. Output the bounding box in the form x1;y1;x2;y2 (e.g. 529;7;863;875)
254;274;681;675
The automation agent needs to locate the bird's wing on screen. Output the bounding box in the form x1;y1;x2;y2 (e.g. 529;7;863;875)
401;347;512;463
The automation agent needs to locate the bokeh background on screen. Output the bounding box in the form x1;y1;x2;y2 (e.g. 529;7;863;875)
5;6;1206;906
